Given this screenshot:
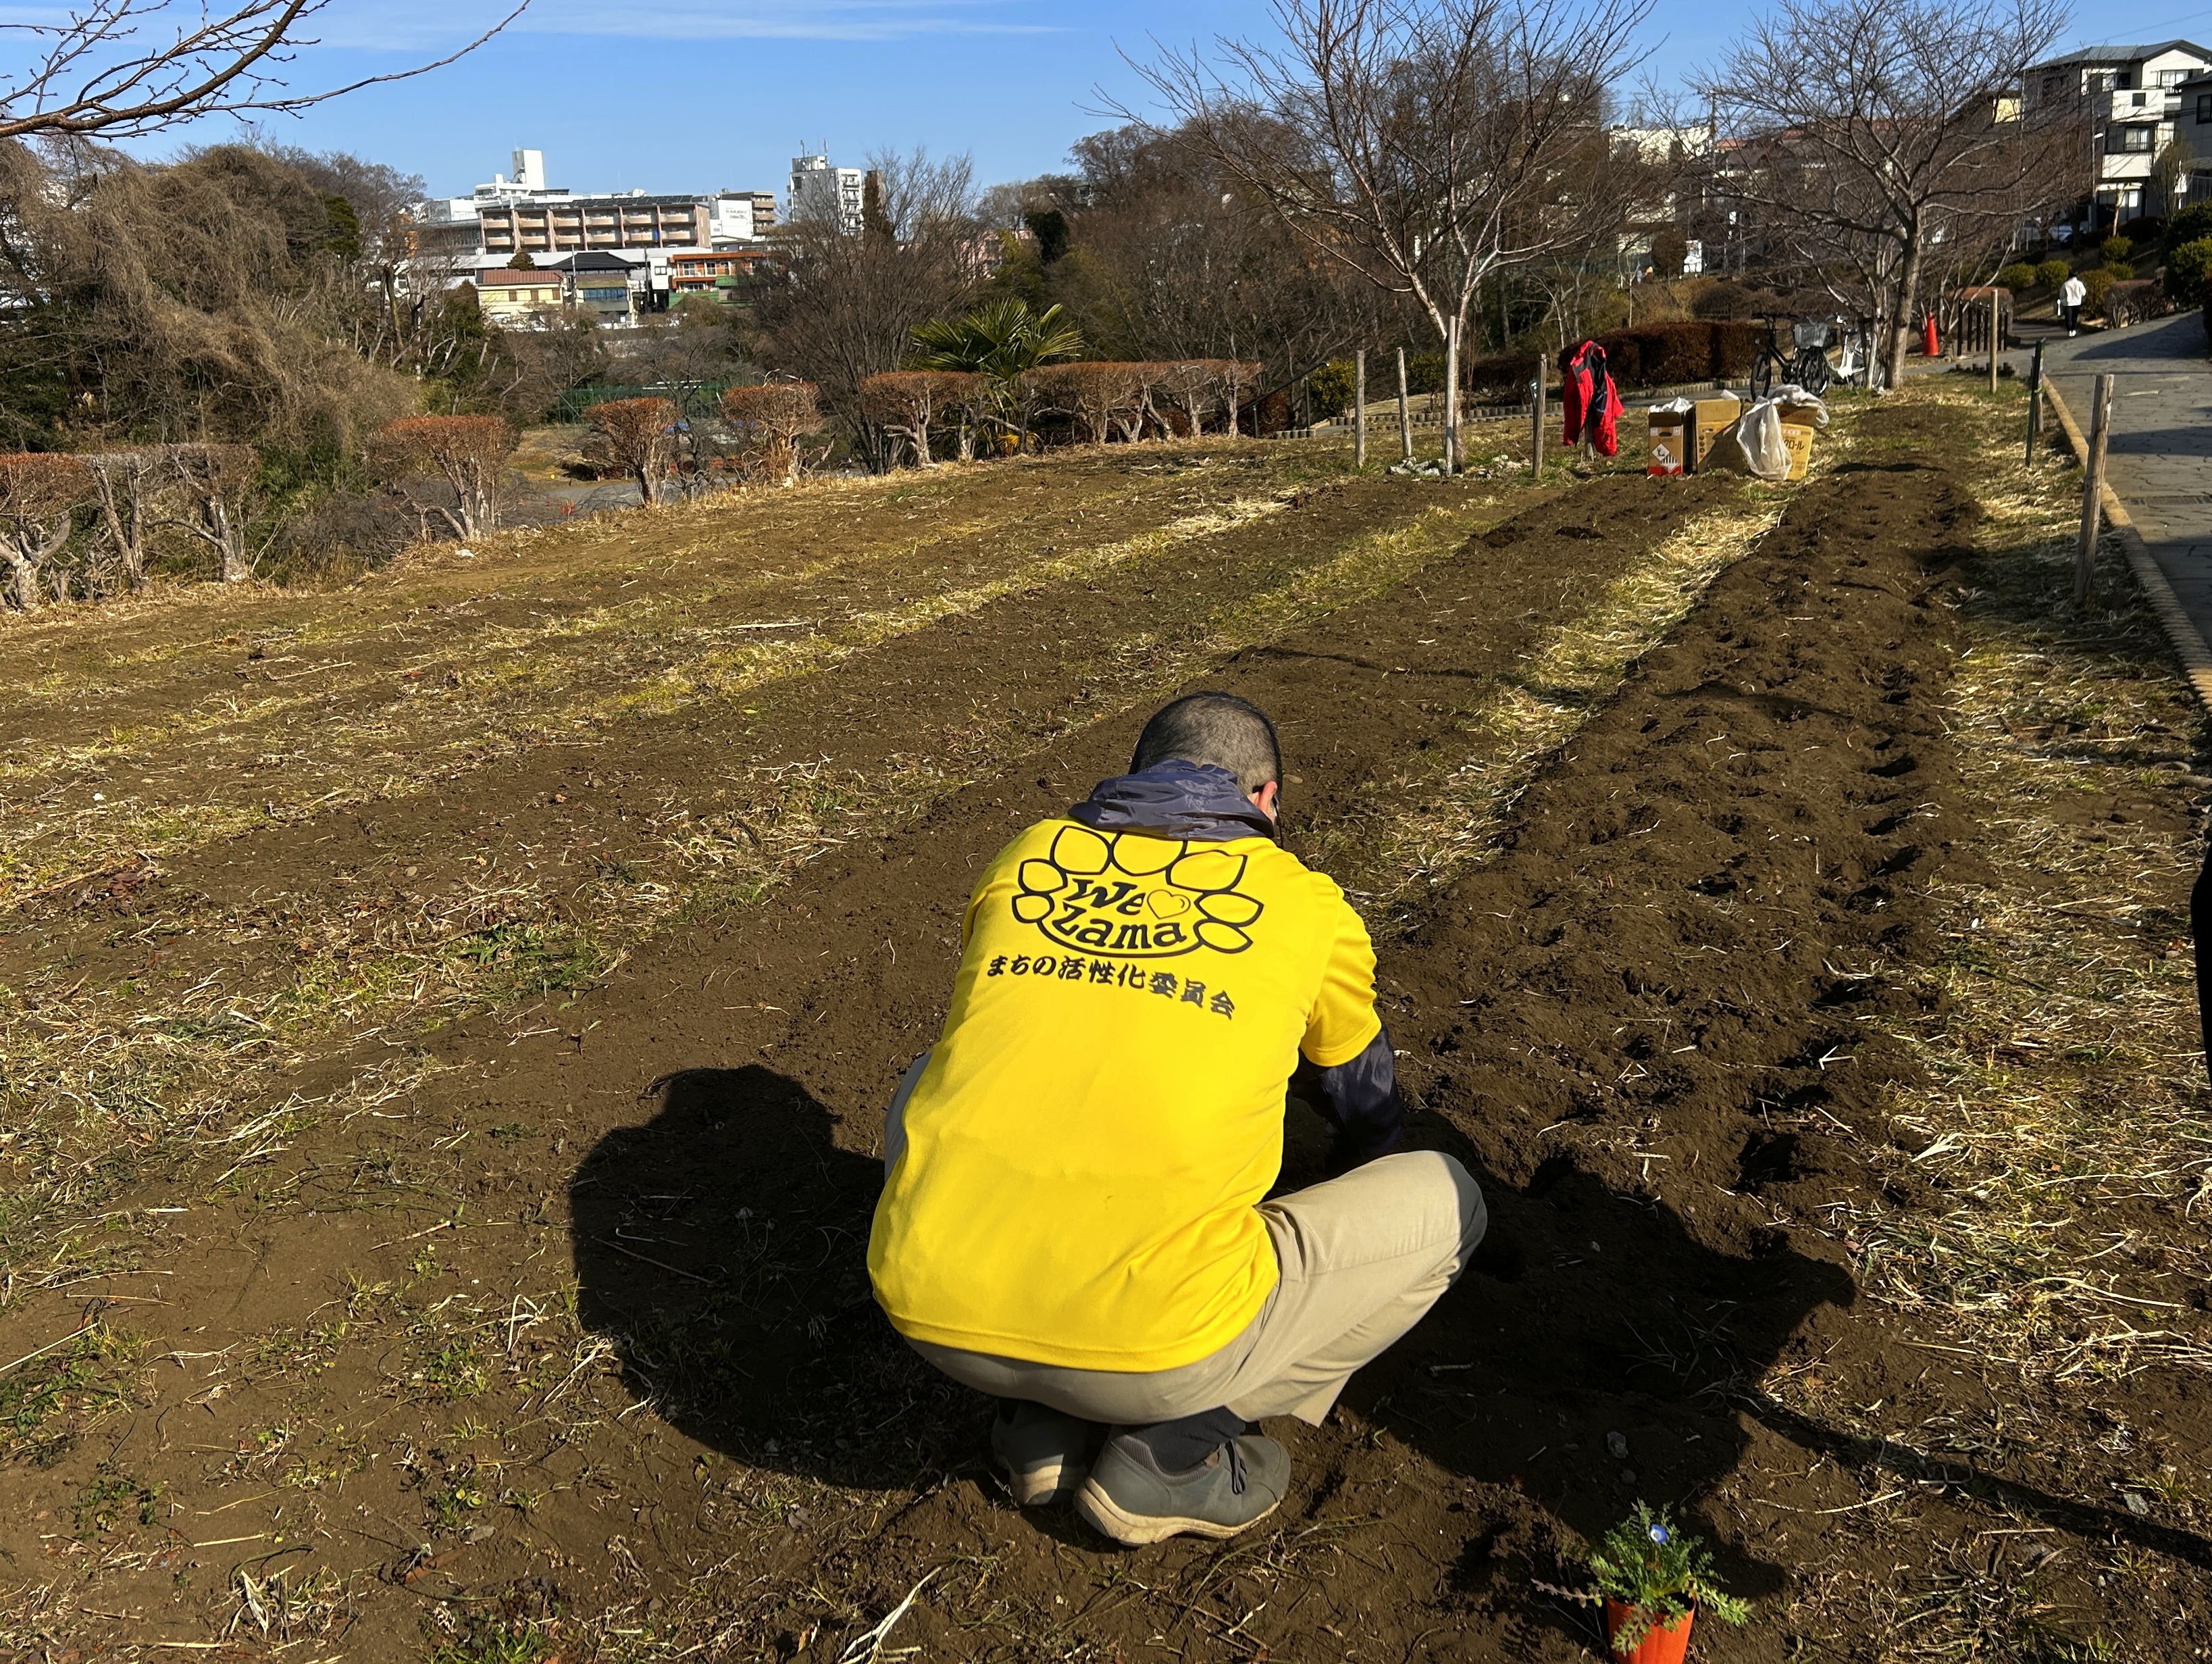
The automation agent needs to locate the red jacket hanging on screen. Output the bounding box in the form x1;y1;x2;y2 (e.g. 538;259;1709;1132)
1561;339;1618;458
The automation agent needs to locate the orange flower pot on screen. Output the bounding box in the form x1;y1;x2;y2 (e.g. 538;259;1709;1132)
1605;1599;1693;1663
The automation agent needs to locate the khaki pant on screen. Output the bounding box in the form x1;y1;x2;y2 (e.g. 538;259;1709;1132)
884;1054;1487;1426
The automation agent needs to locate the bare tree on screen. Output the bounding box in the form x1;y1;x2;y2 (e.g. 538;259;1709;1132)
1030;362;1145;444
1697;0;2069;387
0;453;91;611
1037;125;1397;395
587;397;677;507
167;443;259;581
0;141;417;452
1127;0;1657;472
0;1;528;141
748;149;982;471
858;370;980;467
720;384;823;486
374;415;515;540
82;447;171;592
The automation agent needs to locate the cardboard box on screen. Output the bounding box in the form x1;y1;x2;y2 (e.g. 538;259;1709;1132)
1689;396;1742;472
1645;410;1689;476
1777;411;1816;482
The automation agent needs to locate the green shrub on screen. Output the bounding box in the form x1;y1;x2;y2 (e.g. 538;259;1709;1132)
2165;236;2212;301
2034;257;2072;291
1308;358;1355;419
1996;261;2038;293
1404;352;1446;395
2105;279;2168;326
2102;235;2134;266
2081;268;2116;318
2105;260;2136;282
2163;202;2212;259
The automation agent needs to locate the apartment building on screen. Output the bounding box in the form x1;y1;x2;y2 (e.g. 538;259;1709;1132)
790;154;865;233
413;149;777;264
668;247;771;303
2024;41;2212;228
479;191;711;257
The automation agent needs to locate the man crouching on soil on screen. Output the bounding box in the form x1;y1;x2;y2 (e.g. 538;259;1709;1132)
867;692;1487;1546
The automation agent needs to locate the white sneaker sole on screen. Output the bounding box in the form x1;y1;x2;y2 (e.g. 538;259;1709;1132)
1073;1477;1281;1545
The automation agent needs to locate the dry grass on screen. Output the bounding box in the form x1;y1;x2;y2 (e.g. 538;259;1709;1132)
1844;386;2212;1384
1755;380;2212;1664
1306;417;1876;922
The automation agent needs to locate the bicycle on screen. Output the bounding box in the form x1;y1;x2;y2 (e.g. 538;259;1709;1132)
1749;316;1835;399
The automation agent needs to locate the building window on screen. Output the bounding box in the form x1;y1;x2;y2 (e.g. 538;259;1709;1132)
2157;68;2190;86
2198;93;2212;122
2113;124;2155;151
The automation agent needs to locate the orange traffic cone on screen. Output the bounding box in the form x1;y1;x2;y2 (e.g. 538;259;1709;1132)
1922;313;1939;358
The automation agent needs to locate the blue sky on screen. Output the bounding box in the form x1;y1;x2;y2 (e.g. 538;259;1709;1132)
17;0;2212;199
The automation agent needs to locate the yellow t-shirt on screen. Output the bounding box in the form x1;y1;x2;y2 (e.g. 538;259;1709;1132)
867;817;1382;1371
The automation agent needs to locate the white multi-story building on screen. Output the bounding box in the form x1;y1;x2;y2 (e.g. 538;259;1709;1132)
413;149;775;276
789;154;865;234
2023;41;2212;230
2179;71;2212;201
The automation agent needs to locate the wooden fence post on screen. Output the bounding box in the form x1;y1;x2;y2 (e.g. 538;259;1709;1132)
1395;349;1412;463
2074;372;2113;606
1988;288;2000;393
2026;340;2044;465
1354;349;1367;469
1531;374;1545;474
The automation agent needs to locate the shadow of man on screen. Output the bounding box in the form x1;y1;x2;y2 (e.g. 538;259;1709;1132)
569;1065;973;1491
573;1067;1848;1565
570;1060;2212;1657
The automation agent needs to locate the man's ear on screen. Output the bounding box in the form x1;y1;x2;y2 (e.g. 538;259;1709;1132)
1249;780;1280;822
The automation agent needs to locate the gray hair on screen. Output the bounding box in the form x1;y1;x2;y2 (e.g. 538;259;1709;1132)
1130;692;1282;794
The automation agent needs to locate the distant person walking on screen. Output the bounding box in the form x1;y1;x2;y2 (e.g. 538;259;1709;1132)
2061;272;2086;336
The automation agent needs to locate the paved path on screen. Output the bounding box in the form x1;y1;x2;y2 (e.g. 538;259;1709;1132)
2038;312;2212;628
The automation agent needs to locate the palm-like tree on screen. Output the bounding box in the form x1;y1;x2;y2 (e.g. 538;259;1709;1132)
910;299;1085;451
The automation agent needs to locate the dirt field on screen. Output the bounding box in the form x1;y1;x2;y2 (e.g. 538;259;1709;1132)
4;393;2209;1663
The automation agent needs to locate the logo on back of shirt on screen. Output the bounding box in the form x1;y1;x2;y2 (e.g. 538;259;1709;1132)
1010;825;1263;959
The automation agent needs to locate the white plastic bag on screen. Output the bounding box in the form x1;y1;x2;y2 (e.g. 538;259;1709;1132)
1769;386;1830;427
1705;398;1793;480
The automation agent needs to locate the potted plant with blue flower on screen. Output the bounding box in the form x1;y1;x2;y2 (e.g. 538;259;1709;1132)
1575;1503;1751;1662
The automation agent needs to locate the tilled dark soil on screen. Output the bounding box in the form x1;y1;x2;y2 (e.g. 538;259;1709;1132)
7;406;2205;1661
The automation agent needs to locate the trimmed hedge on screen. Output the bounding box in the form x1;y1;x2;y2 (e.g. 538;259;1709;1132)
2104;279;2171;328
1555;320;1761;386
2165;236;2212;302
1464;351;1542;399
1318;349;1545;405
2165;203;2212;260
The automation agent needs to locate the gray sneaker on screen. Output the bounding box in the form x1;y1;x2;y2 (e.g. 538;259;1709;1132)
989;1401;1094;1506
1075;1430;1289;1545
